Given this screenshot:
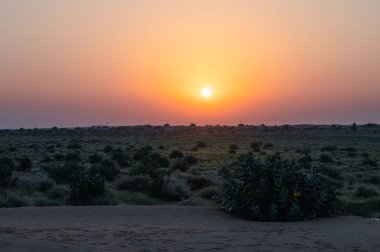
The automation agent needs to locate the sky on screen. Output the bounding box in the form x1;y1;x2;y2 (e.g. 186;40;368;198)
0;0;379;128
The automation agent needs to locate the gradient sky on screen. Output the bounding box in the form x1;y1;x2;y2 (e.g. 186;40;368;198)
0;0;379;128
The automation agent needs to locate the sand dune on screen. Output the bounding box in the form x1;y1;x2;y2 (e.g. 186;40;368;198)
0;206;379;251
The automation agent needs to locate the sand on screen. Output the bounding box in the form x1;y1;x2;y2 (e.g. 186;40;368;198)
0;206;379;251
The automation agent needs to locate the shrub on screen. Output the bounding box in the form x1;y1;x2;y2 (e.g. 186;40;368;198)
103;145;114;153
33;197;60;206
54;153;64;161
316;166;343;181
15;172;55;193
196;141;207;148
67;139;82;150
320;146;338;152
91;159;119;182
118;191;160;205
116;175;152;193
64;152;82;162
228;149;236;154
250;142;262;149
295;148;311;155
161;177;189;201
298;154;313;169
150;152;170;168
186;175;213;191
0;156;15;187
133;146;153;160
47;185;69;200
340;147;358;152
111;148;130;167
16;155;33;172
184;155;198;166
67;166;106;205
263;143;274;149
92;190;118;205
3;193;29;207
362;158;377;168
229;144;239;151
0;190;29;208
44;161;83;184
171;156;198;172
216;153;341;221
170;150;184;159
89;153;103;164
319;154;334;163
367;175;380;185
355;185;378;198
199;186;220;199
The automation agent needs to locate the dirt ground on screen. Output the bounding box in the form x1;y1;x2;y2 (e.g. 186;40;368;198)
0;206;379;252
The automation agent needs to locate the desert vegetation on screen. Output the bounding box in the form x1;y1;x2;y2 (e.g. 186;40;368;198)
0;124;379;218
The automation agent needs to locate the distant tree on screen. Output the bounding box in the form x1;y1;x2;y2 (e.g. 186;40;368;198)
350;123;358;132
190;123;196;127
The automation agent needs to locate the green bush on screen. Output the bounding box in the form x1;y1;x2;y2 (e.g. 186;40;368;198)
0;191;29;208
133;146;153;160
319;154;334;163
47;185;69;200
196;141;207;148
16;155;33;172
170;150;184;158
320;145;338;152
116;175;152;193
316;166;343;181
160;177;189;201
186;175;213;191
150;152;170;168
250;142;262;149
15;172;55;193
67;139;81;150
33;197;60;206
67;166;106;206
118;191;160;205
263;143;274;149
362;158;377;168
111;148;130;167
367;175;380;185
172;157;199;172
0;156;15;187
216;153;341;221
89;153;103;164
199;186;220;199
91;159;119;182
92;190;118;205
355;185;378;198
103;145;114;153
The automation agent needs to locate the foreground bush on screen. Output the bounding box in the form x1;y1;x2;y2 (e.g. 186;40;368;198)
355;185;378;198
216;153;341;221
118;191;160;205
15;172;55;194
0;156;15;187
67;166;106;206
0;190;29;208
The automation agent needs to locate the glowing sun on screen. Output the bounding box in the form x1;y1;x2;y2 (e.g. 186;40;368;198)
201;87;212;98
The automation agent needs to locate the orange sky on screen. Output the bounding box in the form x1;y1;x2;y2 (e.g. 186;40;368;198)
0;1;379;128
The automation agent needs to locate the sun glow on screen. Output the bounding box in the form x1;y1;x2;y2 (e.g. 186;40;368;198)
201;87;212;98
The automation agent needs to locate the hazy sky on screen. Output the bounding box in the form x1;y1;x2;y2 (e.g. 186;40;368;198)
1;0;379;128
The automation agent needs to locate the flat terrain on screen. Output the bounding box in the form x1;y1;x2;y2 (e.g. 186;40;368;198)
0;206;379;252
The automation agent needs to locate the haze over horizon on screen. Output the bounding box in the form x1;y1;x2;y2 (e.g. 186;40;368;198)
1;0;379;129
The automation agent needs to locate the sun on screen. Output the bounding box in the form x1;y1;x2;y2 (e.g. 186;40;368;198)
201;87;212;98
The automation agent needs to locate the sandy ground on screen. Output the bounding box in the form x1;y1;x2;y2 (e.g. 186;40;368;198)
0;206;379;252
